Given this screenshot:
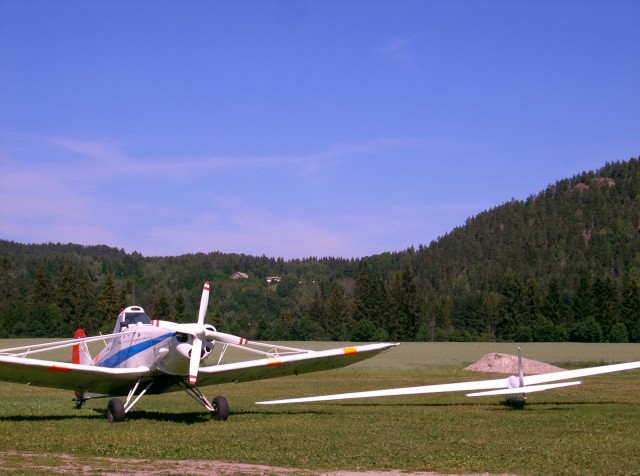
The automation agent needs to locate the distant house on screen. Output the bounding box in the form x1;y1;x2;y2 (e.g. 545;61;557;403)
229;272;249;280
266;275;281;284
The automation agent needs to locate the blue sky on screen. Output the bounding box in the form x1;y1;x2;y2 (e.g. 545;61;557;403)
1;1;638;259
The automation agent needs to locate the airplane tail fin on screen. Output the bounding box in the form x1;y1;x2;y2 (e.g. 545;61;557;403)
72;328;93;365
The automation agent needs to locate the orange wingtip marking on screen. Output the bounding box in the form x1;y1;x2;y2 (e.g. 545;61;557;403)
343;347;358;355
49;365;72;373
267;358;282;367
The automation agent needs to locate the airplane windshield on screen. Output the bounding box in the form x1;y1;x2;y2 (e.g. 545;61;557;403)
124;312;151;326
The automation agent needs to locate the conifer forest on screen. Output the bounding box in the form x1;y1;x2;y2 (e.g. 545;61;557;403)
2;158;640;343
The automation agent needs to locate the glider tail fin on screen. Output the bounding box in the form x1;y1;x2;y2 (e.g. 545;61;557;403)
72;328;93;365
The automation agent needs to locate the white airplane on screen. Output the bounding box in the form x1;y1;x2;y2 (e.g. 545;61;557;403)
257;347;640;408
0;282;397;422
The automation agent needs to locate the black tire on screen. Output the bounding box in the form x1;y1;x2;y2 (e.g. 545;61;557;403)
211;396;229;421
106;398;126;423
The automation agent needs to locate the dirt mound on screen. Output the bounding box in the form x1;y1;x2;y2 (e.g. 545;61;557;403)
465;352;565;375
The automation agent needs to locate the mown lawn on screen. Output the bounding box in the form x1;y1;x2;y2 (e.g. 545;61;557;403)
0;341;639;474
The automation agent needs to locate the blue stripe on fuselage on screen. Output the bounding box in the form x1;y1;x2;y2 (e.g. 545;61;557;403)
98;331;175;368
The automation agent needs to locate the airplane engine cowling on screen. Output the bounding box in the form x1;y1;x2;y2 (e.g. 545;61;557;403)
158;333;214;376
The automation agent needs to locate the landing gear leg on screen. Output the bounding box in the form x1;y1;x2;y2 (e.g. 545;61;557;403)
104;379;154;423
73;396;87;409
178;381;230;421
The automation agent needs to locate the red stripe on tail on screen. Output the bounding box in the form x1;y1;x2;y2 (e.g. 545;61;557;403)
72;328;86;365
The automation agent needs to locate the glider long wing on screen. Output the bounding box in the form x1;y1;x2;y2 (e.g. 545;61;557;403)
522;360;640;385
257;376;511;404
257;359;640;405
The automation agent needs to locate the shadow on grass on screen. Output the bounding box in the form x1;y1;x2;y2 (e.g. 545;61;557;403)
0;410;104;422
326;399;635;410
519;400;637;408
234;408;331;416
2;400;633;423
0;406;332;423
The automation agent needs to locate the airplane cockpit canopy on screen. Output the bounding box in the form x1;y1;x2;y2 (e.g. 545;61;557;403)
114;306;151;332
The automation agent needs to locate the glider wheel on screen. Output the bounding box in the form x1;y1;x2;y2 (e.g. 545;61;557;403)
211;396;229;421
502;398;526;410
106;398;126;423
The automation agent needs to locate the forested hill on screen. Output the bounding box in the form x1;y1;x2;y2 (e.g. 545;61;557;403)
2;157;640;343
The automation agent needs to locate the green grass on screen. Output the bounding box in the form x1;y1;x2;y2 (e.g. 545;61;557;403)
1;341;639;474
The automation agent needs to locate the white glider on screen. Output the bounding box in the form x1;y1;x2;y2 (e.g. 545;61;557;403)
257;348;640;407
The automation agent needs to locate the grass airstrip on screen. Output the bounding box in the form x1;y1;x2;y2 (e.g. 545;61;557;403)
0;341;639;475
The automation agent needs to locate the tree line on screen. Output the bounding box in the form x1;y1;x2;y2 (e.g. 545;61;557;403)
1;157;640;342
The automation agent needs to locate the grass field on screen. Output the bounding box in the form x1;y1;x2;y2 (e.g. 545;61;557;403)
0;340;639;475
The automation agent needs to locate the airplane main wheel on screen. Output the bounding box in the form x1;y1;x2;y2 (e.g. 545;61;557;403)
211;396;229;421
106;398;126;423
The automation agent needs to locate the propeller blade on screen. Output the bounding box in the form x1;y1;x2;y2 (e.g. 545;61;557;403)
204;329;248;346
197;282;210;326
189;337;203;385
189;281;211;385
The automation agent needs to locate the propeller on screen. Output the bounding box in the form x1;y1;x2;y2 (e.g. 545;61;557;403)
188;281;210;385
152;281;250;384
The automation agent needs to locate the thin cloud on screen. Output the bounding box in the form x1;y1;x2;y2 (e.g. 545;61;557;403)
0;131;459;258
378;36;419;63
9;132;435;180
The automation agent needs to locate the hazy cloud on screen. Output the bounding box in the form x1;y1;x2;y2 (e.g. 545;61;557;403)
378;36;419;63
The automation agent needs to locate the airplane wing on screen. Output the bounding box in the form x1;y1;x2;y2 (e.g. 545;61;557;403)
0;355;150;396
195;342;398;387
256;359;640;405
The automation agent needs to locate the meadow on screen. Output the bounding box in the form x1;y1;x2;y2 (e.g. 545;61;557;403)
0;340;639;475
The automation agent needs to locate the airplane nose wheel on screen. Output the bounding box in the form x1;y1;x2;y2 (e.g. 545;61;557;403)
211;396;229;420
106;398;126;423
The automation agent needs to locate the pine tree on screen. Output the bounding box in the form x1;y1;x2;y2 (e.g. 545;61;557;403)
428;293;453;341
174;290;186;322
476;291;501;340
151;288;172;319
326;283;352;341
29;264;56;308
97;273;120;333
27;264;63;337
352;263;390;340
621;276;640;342
58;262;80;331
571;274;594;324
75;271;98;333
0;258;17;337
592;274;620;339
497;272;527;341
389;267;421;341
542;276;567;326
